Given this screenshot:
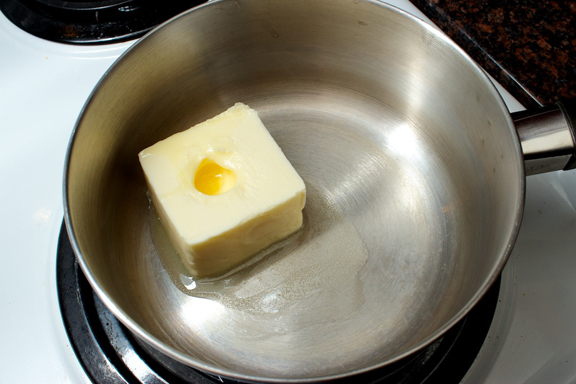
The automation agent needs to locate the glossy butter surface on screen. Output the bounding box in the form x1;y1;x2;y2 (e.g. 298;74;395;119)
139;103;306;277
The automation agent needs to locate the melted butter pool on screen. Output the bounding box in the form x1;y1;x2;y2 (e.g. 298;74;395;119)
149;184;369;317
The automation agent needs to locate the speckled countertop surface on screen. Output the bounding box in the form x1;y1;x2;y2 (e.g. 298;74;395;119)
410;0;576;109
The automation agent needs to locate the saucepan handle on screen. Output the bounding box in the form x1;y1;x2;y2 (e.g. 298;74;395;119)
512;100;576;176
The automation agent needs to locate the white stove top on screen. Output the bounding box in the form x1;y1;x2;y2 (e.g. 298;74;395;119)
1;1;575;383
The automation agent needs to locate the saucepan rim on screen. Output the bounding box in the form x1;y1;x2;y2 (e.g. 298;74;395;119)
63;0;525;381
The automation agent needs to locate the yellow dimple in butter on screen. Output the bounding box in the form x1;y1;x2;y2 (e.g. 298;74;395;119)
138;103;306;278
194;158;237;196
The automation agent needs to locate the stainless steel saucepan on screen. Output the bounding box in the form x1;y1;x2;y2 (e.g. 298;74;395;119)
64;0;576;381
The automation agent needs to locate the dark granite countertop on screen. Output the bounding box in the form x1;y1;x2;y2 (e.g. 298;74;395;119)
410;0;576;109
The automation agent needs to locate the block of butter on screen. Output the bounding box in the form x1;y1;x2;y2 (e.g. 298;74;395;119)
138;103;306;278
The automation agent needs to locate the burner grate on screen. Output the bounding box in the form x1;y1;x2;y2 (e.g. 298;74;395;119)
0;0;204;44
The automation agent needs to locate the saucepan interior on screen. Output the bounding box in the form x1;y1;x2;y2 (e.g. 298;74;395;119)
64;0;524;381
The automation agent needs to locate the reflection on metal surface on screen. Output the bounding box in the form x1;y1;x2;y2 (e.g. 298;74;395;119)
514;106;576;175
387;124;422;157
178;297;226;330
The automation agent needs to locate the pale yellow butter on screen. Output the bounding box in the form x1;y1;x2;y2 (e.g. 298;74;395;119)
138;103;306;278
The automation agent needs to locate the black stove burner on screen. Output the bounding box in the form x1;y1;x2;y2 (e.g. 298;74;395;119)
57;221;500;383
0;0;205;44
